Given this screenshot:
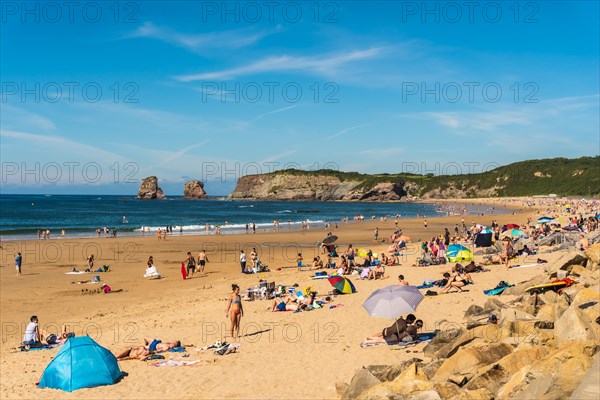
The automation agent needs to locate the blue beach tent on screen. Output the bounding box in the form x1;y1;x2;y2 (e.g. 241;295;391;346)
38;336;122;392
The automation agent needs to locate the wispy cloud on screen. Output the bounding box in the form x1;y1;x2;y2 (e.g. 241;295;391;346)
359;146;405;156
0;104;56;131
254;105;297;121
260;149;299;163
157;139;211;166
0;129;126;162
175;47;385;81
127;22;279;52
326;123;374;139
400;94;599;133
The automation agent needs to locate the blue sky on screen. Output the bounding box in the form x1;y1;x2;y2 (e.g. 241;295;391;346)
1;1;599;195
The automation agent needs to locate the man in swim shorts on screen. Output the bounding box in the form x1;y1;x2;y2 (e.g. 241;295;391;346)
143;337;181;352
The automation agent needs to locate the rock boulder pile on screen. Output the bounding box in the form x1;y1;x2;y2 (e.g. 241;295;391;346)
339;243;600;400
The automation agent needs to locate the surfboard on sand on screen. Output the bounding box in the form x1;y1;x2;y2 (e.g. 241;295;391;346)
181;262;187;280
524;282;567;292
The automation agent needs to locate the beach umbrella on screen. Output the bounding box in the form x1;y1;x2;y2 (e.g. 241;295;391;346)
362;285;424;319
505;224;520;230
446;244;474;262
395;235;411;242
321;234;338;244
328;276;356;294
501;229;527;238
595;213;600;219
537;217;554;223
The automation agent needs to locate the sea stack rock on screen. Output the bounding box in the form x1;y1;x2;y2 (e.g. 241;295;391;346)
184;180;207;199
136;176;165;199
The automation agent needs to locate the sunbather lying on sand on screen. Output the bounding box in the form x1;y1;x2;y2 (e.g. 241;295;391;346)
362;316;423;345
143;337;181;352
272;297;307;312
115;346;152;361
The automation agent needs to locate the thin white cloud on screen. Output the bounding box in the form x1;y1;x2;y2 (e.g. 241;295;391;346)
326;123;374;140
157;139;211;166
359;146;405;156
0;104;56;131
175;47;385;81
260;149;299;164
255;105;297;121
127;22;279;52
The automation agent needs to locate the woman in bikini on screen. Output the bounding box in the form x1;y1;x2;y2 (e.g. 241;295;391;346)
225;284;244;339
440;266;473;294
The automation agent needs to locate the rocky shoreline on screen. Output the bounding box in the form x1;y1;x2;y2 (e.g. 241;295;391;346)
337;243;600;400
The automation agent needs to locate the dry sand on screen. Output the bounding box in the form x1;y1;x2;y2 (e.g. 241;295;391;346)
0;200;560;399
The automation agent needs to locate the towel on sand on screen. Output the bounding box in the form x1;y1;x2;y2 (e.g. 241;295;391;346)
149;359;200;367
360;332;437;348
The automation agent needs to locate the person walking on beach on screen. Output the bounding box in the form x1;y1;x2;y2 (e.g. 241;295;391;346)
197;250;208;274
185;252;196;279
15;253;22;276
225;284;243;339
373;228;379;243
424;219;428;230
240;250;247;274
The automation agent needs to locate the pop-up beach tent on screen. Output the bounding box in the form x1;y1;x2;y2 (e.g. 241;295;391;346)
446;244;474;263
38;336;122;392
474;231;493;247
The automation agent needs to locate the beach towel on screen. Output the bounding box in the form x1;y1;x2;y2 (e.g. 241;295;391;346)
416;280;436;289
65;271;89;275
19;343;61;352
149;359;200;367
168;347;186;353
311;275;330;280
360;332;437;348
484;281;514;296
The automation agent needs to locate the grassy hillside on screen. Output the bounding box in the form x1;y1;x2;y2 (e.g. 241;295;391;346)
264;156;600;197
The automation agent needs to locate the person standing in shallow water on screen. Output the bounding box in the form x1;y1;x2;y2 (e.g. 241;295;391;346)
225;284;243;339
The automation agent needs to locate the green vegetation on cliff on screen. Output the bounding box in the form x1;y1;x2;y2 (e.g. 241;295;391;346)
262;156;600;197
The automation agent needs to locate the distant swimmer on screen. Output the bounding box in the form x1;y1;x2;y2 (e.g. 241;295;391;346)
122;216;128;223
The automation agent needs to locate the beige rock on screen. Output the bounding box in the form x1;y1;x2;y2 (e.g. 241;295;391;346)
502;274;547;296
136;176;165;200
423;328;464;359
336;382;350;397
570;264;599;284
464;344;550;393
434;342;514;383
183;180;207;199
430;325;500;360
554;287;600;347
543;252;588;276
585;243;600;266
433;383;462;400
342;367;381;400
499;341;598;400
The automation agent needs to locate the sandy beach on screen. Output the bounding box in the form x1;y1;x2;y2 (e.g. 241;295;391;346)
0;199;577;399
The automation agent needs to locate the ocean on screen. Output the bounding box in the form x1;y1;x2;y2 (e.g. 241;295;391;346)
0;194;504;240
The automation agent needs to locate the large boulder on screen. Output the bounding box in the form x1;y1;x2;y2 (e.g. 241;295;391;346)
502;274;547;296
433;342;514;383
585;243;600;270
569;265;599;285
366;358;424;382
423;328;464;359
342;368;381;400
498;341;599;399
464;344;551;393
554;286;600;346
183;180;207;199
357;364;434;399
543;252;588;276
136;176;165;199
431;325;501;360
